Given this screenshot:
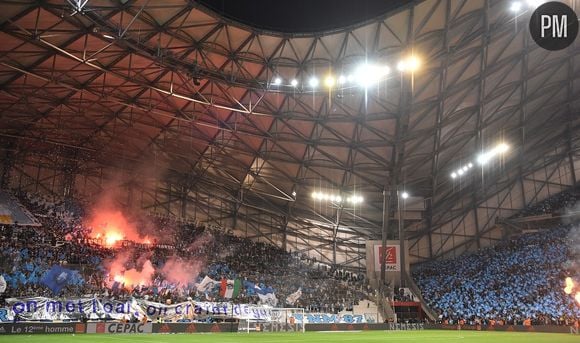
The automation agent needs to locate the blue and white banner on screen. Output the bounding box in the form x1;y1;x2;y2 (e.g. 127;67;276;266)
286;288;302;305
0;275;6;294
291;313;371;324
257;292;278;306
2;297;273;322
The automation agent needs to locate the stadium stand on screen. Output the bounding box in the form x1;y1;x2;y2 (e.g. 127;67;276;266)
413;188;580;325
0;191;40;226
0;190;369;316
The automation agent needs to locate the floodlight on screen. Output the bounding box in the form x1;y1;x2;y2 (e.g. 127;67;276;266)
338;75;346;84
290;79;298;87
309;77;319;88
407;56;420;72
397;60;407;72
477;153;491;165
510;2;522;12
468;163;473;168
401;192;409;199
324;75;336;88
458;169;464;175
451;172;457;178
397;56;420;72
273;77;282;85
354;64;376;87
496;143;509;154
354;63;389;87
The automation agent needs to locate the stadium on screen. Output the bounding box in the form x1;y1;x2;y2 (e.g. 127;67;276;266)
0;0;579;342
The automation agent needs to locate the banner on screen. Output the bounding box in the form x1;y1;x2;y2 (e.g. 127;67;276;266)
2;297;272;322
291;313;370;324
373;244;401;271
0;275;6;294
196;276;218;293
86;323;152;334
286;288;302;305
0;323;82;335
257;292;278;306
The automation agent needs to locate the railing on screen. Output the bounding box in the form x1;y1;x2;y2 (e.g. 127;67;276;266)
368;278;396;322
404;273;437;321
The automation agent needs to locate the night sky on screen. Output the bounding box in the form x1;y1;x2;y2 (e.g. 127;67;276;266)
197;0;414;33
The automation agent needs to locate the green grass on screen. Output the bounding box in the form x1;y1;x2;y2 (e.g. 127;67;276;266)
1;330;578;343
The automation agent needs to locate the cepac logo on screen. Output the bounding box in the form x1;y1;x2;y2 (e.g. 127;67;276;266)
379;246;397;264
529;2;578;50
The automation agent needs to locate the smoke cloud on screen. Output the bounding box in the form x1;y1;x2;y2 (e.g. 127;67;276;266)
160;256;203;287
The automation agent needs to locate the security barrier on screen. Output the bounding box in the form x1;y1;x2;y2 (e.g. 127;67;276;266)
0;321;575;334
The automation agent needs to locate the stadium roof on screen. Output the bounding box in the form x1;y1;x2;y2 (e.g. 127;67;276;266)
196;0;413;34
0;0;579;269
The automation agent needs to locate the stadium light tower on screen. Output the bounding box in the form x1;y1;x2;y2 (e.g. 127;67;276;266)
398;189;408;288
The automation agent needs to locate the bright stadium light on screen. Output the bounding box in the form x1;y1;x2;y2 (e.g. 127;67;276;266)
401;192;409;199
347;195;364;204
451;172;457;179
324;75;336;88
458;169;464;176
338;75;346;84
510;1;522;12
273;77;282;85
526;0;542;7
496;143;509;154
468;163;473;168
477;143;510;165
312;191;347;203
290;79;298;87
354;63;390;88
477;152;492;165
309;77;319;88
397;56;420;73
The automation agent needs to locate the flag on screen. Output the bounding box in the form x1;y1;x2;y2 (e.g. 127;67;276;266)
254;285;274;295
243;280;268;296
243;280;256;295
0;274;6;293
196;276;218;293
258;292;278;306
219;279;241;298
286;288;302;305
40;265;76;294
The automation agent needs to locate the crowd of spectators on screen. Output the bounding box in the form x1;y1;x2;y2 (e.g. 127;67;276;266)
0;190;369;315
514;187;580;218
413;223;580;325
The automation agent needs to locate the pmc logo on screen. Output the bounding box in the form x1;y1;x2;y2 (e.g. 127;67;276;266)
529;2;579;51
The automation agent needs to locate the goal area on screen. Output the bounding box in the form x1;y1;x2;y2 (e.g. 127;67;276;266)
237;307;305;333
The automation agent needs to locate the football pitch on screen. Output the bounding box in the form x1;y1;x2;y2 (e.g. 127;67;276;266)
1;331;578;343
